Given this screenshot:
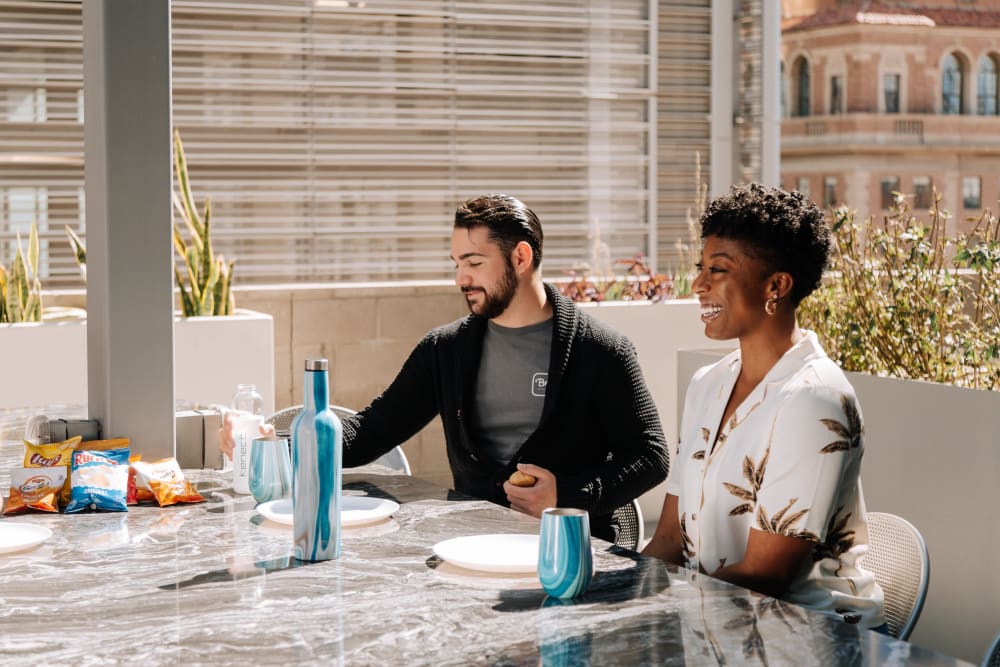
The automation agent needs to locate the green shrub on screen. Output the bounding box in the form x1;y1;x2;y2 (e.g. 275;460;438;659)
798;191;1000;390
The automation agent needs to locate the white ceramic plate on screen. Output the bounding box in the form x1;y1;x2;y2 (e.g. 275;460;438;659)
432;534;539;574
0;522;53;555
256;496;400;527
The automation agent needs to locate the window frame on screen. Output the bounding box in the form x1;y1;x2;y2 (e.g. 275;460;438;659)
880;177;901;210
977;54;998;116
942;53;964;115
914;177;933;209
883;73;901;114
829;75;843;115
962;176;982;210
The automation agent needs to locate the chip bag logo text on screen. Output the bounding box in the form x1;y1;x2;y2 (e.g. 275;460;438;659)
28;453;61;467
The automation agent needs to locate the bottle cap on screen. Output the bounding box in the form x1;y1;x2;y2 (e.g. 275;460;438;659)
305;358;329;371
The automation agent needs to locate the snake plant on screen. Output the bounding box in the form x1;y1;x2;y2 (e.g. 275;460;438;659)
0;223;43;323
172;129;234;316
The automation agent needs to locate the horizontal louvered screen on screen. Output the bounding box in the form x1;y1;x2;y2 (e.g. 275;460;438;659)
0;0;666;287
656;0;711;274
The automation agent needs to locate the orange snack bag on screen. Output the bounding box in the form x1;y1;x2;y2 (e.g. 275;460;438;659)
23;435;83;506
79;438;130;452
132;458;204;507
4;467;66;514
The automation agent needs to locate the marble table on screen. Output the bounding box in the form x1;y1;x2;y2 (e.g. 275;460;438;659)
0;440;973;666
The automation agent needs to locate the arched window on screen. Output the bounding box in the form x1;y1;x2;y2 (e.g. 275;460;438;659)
977;55;998;115
794;57;810;117
780;61;788;118
942;53;964;114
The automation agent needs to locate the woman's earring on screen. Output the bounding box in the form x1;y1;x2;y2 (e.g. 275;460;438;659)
765;295;778;316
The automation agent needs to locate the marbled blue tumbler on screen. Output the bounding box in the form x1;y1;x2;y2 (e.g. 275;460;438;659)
538;508;593;599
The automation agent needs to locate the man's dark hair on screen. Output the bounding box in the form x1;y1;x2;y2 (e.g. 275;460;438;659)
700;183;830;306
454;194;543;269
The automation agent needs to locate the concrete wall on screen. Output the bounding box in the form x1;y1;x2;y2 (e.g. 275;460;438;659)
679;348;1000;664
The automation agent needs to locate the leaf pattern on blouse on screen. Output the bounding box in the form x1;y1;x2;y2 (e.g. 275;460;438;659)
812;506;856;563
755;497;820;541
723;447;770;516
680;512;695;562
820;394;863;453
693;428;709;460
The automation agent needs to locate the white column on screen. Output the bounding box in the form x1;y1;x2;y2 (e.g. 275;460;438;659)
83;0;175;459
710;0;735;196
760;0;782;186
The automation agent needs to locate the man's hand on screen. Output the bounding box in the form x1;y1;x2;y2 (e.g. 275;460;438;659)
503;463;557;518
218;410;275;461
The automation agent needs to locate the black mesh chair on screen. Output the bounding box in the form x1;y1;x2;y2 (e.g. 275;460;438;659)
266;404;411;475
608;499;645;551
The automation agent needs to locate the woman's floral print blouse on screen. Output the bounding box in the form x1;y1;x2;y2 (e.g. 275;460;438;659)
667;331;885;628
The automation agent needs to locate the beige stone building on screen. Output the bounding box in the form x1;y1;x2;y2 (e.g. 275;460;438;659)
781;0;1000;234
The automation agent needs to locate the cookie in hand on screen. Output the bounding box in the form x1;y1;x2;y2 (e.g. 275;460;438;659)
508;470;538;487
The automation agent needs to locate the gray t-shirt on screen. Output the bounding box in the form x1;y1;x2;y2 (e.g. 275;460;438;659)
470;317;553;465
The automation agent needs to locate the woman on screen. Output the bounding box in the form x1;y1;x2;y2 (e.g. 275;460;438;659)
642;183;885;629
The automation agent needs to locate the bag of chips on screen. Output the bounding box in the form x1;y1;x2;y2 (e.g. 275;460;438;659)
23;435;83;506
4;467;67;514
131;458;205;507
63;449;129;513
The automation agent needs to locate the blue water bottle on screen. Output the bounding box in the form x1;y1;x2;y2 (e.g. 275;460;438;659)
291;358;342;561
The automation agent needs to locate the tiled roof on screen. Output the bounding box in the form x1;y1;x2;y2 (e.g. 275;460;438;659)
784;2;1000;32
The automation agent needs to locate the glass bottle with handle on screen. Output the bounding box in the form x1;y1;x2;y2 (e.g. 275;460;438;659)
291;358;342;561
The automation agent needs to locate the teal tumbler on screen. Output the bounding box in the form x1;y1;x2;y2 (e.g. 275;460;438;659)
249;436;292;504
538;508;593;599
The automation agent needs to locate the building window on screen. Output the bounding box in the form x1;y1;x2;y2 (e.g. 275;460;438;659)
796;176;811;199
829;76;843;114
914;177;933;209
977;55;998;115
942;53;964;114
794;56;811;117
780;61;788;119
884;74;901;113
823;177;837;207
963;176;982;209
880;177;900;210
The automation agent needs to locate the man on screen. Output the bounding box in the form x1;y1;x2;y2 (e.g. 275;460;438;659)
228;194;668;541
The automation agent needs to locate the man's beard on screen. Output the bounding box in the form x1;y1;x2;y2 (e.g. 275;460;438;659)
462;261;517;320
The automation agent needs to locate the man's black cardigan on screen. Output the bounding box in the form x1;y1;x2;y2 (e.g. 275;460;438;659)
342;283;669;541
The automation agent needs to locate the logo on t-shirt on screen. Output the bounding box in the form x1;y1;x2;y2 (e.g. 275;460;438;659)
531;372;548;397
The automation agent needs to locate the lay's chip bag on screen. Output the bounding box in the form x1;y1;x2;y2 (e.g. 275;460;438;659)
23;435;83;506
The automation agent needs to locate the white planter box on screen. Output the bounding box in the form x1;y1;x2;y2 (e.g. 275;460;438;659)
0;309;274;415
678;348;1000;664
580;300;734;527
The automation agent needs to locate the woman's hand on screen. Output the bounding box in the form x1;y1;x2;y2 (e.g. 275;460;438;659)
218;410;275;461
641;493;685;565
503;463;557;518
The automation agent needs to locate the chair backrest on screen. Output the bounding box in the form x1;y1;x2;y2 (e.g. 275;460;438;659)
982;630;1000;667
858;511;929;640
608;499;645;552
266;404;411;476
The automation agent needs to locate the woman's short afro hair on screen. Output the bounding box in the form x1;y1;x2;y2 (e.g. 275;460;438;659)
700;183;830;306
